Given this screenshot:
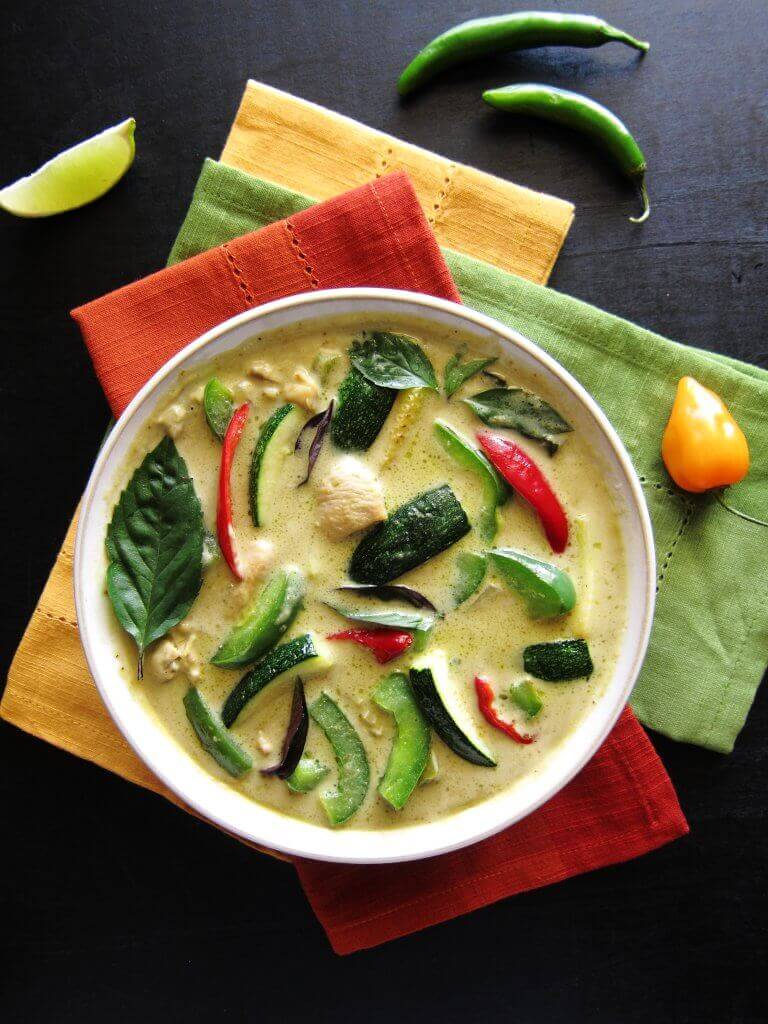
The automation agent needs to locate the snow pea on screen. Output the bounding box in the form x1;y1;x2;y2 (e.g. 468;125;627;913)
373;672;431;810
183;687;252;778
309;693;370;826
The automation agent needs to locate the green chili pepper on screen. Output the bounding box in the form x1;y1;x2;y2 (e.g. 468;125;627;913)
483;84;650;223
489;547;576;619
434;420;508;543
509;680;544;719
397;12;648;96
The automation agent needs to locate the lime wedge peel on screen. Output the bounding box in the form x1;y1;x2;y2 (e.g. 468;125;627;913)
0;117;136;218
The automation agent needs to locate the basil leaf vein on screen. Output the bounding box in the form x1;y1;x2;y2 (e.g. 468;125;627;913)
325;602;435;632
106;436;204;677
350;331;438;391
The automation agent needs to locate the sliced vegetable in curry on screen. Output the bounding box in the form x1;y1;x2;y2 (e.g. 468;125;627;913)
106;313;627;830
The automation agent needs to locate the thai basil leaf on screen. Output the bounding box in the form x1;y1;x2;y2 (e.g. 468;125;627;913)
106;436;204;678
350;332;438;391
463;388;572;454
336;583;438;612
261;679;309;779
298;400;334;486
443;347;497;398
325;602;435;632
294;409;326;451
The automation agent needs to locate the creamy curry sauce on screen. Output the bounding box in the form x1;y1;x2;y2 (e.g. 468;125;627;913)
108;313;627;830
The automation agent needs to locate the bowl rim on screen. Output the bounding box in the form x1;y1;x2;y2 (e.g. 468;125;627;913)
74;286;656;864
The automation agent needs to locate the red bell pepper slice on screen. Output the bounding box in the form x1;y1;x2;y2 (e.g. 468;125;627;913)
474;676;533;745
327;628;414;664
477;431;569;552
217;402;250;579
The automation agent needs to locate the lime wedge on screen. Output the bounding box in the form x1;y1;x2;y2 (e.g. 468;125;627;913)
0;118;136;217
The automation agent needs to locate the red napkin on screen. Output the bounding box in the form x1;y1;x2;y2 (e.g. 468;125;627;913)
72;171;688;954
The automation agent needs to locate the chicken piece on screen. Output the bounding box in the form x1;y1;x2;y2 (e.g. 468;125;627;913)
283;366;321;412
148;633;200;682
315;456;386;541
156;402;187;439
248;361;281;382
239;536;276;581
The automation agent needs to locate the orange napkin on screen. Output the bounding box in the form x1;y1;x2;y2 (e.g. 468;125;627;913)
68;171;686;953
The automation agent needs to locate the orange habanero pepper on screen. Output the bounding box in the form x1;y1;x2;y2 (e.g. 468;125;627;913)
662;376;749;493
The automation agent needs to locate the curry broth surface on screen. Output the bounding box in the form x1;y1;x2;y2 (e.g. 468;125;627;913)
109;313;628;830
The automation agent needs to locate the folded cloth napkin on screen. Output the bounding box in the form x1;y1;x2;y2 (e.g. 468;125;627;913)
218;80;574;285
169;162;768;755
41;171;688;954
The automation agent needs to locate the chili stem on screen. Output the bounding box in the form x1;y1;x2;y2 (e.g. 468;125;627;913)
715;490;768;527
629;180;650;224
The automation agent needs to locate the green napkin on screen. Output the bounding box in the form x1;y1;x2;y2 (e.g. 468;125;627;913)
169;159;768;754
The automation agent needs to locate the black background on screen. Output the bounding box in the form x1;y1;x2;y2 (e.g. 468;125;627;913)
2;1;766;1020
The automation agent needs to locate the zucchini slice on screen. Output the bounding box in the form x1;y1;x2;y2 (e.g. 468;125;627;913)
373;672;431;810
409;650;496;767
183;687;252;778
211;568;305;667
331;367;397;451
349;485;471;585
221;632;332;727
523;639;594;681
249;403;302;527
309;693;370;825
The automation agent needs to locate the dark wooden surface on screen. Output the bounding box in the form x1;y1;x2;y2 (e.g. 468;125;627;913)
1;2;766;1020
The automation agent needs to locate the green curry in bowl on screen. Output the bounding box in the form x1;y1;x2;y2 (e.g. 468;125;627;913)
105;312;627;830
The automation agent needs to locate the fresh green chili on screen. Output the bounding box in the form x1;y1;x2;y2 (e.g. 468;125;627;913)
483;84;650;223
397;12;648;96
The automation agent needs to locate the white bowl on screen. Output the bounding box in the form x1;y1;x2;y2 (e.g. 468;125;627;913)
75;288;655;865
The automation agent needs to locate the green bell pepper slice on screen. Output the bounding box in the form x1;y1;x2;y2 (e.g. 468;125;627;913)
183;687;252;778
211;568;305;667
489;547;576;619
433;420;508;543
203;377;235;442
509;680;544;719
285;755;330;793
373;672;431;810
309;693;370;826
451;551;487;607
